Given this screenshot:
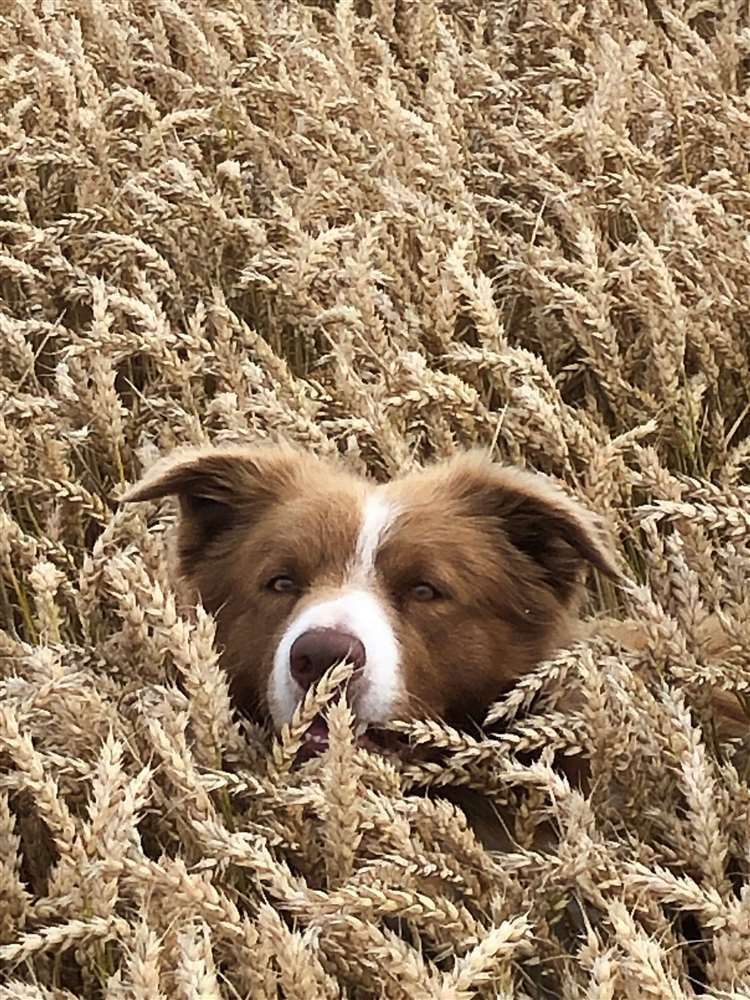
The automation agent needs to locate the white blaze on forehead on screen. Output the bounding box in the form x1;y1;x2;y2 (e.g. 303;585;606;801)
350;491;399;579
268;490;403;729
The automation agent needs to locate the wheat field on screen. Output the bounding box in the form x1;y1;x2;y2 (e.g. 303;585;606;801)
2;0;750;996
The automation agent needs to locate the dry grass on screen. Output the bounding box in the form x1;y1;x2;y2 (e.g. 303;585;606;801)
2;0;750;996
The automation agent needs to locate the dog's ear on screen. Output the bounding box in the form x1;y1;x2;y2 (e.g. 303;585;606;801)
447;454;622;600
121;444;306;556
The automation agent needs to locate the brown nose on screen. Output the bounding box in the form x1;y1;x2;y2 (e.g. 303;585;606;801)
289;628;366;689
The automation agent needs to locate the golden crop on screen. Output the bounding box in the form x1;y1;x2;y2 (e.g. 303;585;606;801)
1;2;749;996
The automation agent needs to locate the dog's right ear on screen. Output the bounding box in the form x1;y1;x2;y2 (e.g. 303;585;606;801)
120;444;305;553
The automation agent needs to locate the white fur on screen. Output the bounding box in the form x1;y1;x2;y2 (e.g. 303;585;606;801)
268;491;403;727
268;588;403;726
351;492;398;578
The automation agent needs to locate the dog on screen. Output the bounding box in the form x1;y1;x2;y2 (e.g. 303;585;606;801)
121;444;747;849
121;444;621;730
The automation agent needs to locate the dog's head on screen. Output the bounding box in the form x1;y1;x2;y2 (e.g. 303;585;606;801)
122;445;620;744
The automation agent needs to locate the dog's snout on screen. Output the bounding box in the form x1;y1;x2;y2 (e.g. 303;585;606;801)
289;628;366;689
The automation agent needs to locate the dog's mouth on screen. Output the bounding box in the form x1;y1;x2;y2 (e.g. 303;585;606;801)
295;713;406;764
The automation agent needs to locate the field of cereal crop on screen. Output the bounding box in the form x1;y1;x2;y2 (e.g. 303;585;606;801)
2;2;750;996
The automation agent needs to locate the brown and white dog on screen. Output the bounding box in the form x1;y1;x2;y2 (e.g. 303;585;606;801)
122;444;623;748
121;442;750;859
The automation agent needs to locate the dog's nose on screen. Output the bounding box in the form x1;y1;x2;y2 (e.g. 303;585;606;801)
289;628;366;689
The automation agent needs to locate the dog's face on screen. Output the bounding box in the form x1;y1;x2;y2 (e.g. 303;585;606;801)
123;446;619;743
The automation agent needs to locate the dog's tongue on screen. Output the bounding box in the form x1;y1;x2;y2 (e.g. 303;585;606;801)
304;715;329;747
293;714;329;764
294;715;397;764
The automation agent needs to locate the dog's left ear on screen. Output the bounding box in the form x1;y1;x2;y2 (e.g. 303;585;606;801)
449;454;622;598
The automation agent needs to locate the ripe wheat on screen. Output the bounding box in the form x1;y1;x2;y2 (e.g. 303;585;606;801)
1;1;750;996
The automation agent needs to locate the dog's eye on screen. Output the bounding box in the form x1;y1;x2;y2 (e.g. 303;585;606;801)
267;575;298;594
410;582;442;602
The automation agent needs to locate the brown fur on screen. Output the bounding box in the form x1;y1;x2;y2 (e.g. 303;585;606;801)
124;444;367;717
123;444;747;853
378;455;619;725
123;444;620;728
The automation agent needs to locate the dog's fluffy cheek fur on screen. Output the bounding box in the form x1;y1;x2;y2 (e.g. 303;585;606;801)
214;605;279;718
166;531;280;719
393;602;570;727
